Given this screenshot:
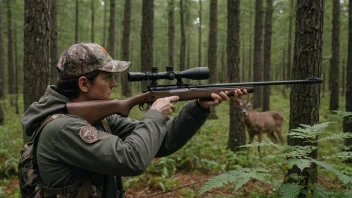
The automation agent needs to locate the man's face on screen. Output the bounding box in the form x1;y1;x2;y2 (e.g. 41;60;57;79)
86;71;117;100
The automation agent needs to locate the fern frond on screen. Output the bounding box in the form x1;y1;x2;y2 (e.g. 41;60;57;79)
278;183;302;198
287;158;312;171
265;146;315;159
313;186;329;198
323;152;352;160
333;110;352;117
317;132;352;142
310;158;352;185
198;168;270;195
198;169;248;195
289;122;335;139
239;141;280;148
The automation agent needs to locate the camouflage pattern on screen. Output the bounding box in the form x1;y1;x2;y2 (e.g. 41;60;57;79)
57;43;131;79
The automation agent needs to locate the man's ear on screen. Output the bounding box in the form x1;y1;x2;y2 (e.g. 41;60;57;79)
78;76;90;93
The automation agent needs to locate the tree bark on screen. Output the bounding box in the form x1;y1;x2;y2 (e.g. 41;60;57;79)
50;0;58;85
329;0;340;110
24;0;50;142
140;0;154;91
198;0;202;68
108;0;116;57
286;0;294;83
14;26;19;115
180;0;186;72
343;0;352;163
102;0;107;47
0;0;4;100
91;0;95;42
287;0;323;190
263;0;273;111
121;0;132;97
6;0;15;95
207;0;218;119
168;0;174;67
75;0;79;43
253;0;264;109
227;0;245;152
0;0;3;125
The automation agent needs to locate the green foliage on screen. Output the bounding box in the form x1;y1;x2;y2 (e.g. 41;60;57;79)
278;183;302;198
198;168;270;196
199;117;352;197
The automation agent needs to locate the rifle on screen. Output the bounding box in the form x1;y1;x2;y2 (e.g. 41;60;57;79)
66;67;322;124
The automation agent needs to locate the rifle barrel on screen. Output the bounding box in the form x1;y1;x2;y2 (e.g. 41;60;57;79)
195;78;323;88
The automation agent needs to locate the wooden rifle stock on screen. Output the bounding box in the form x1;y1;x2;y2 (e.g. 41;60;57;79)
66;87;255;124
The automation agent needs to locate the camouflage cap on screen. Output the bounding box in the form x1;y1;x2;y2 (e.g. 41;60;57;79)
57;42;131;79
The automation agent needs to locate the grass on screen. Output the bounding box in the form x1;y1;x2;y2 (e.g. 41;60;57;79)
0;85;350;197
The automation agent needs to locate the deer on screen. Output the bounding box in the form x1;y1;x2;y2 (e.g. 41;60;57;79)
234;96;285;161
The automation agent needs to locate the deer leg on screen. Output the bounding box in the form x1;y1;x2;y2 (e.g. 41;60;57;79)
267;131;278;143
247;134;255;161
275;125;285;145
258;132;263;161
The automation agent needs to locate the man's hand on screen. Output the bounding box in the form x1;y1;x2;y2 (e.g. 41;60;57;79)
197;89;248;109
150;96;179;120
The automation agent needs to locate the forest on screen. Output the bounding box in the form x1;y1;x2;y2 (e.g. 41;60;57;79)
0;0;352;197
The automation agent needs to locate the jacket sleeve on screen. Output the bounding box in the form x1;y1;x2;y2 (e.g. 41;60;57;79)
155;100;209;157
49;110;167;176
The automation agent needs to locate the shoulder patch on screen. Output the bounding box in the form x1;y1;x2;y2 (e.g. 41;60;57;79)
79;126;99;143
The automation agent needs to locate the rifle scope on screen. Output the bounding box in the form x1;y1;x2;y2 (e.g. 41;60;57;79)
128;66;209;82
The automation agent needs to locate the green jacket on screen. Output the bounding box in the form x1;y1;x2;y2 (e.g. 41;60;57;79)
21;86;209;198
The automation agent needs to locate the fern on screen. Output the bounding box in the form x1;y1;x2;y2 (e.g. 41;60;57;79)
323;152;352;160
313;186;330;198
265;146;315;159
317;132;352;142
310;158;352;185
198;168;270;195
287;158;312;172
333;111;352;118
288;122;335;140
239;141;280;148
278;183;301;198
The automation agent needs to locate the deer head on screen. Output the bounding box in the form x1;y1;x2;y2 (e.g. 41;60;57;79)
234;96;256;117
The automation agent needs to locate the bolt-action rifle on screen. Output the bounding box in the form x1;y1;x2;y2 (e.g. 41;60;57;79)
66;66;322;124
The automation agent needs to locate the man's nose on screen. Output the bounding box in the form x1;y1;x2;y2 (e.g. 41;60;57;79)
111;79;117;88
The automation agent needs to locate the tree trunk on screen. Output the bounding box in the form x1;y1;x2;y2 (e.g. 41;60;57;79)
286;0;294;83
329;0;340;110
343;0;352;164
24;0;50;142
263;0;273;111
287;0;323;191
227;0;245;152
248;3;253;82
91;0;95;42
198;0;202;68
168;0;174;67
0;0;3;125
75;0;79;43
141;0;154;91
253;0;264;109
180;0;186;72
50;0;58;85
6;0;15;95
108;0;116;57
121;0;132;97
207;0;218;119
341;59;345;96
0;0;4;100
102;0;107;47
14;26;19;115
